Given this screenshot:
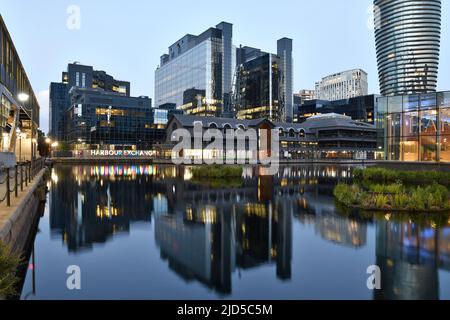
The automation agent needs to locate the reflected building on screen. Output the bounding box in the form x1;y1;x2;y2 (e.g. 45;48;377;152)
49;165;166;252
375;218;450;300
154;172;293;295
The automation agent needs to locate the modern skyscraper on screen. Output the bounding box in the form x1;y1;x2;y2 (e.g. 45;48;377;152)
154;22;234;116
315;69;368;101
374;0;442;96
50;62;131;140
234;39;293;122
278;38;294;122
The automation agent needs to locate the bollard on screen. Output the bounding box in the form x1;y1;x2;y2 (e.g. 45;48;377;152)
29;162;32;183
15;165;18;198
6;168;10;207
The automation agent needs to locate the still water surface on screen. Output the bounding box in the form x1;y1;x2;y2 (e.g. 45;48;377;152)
19;165;450;300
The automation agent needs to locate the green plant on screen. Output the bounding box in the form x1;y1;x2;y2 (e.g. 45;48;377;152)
191;165;243;179
356;167;450;186
393;193;409;209
333;184;362;206
369;183;404;195
374;194;389;209
0;242;21;298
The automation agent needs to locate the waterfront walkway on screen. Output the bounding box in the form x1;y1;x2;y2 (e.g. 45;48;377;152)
0;160;47;249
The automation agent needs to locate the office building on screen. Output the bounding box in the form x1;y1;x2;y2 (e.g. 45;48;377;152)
294;94;378;124
234;38;293;122
374;0;442;96
165;113;377;161
180;88;217;117
151;103;183;128
295;90;316;103
65;87;164;150
50;62;131;141
0;14;40;165
155;22;233;116
315;69;368;101
377;91;450;162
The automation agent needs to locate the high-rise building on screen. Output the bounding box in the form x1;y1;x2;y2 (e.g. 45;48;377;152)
315;69;368;101
154;22;233;116
234;39;293;122
295;90;316;103
374;0;442;96
1;14;40;165
65;87;164;150
50;63;131;141
278;38;294;122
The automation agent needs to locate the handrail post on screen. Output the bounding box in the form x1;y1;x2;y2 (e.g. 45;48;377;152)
6;168;10;207
20;164;24;191
29;161;32;183
15;165;18;198
25;163;28;187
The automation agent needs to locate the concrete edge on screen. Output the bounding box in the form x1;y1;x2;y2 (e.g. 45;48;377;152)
0;168;48;242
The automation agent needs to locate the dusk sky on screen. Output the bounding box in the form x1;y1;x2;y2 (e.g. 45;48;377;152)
1;0;449;133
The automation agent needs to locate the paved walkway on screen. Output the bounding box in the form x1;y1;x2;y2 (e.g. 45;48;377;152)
0;171;44;233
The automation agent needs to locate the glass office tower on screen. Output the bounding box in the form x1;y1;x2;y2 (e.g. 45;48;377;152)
154;22;233;117
377;91;450;162
374;0;442;96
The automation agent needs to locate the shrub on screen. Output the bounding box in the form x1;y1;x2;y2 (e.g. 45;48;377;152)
372;194;389;209
0;242;21;298
393;193;409;209
409;188;426;211
191;165;243;179
334;184;361;206
369;183;404;195
356;167;450;186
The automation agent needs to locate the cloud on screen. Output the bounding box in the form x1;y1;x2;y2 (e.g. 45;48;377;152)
37;89;49;134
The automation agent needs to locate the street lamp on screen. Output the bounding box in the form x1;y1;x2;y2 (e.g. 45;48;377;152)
18;93;30;103
17;93;34;165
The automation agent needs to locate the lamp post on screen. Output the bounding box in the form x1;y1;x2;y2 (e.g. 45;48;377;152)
18;93;32;166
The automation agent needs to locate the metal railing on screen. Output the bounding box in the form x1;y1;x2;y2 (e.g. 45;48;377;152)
0;158;45;207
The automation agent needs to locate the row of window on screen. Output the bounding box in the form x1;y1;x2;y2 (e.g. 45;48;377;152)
0;17;39;121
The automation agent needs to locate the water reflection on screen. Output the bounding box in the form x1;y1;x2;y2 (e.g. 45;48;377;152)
375;217;450;300
32;164;450;299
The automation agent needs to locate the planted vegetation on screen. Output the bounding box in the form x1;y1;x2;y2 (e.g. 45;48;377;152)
353;167;450;187
191;165;244;188
191;165;243;179
0;242;21;298
334;167;450;212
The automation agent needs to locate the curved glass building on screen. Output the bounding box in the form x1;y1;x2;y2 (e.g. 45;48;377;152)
374;0;442;96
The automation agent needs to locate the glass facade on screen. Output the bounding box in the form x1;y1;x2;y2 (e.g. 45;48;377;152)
378;91;450;162
155;23;233;117
0;16;40;128
374;0;442;96
66;88;164;149
236;54;283;121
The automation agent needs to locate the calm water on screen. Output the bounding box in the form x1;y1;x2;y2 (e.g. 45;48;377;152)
19;164;450;300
